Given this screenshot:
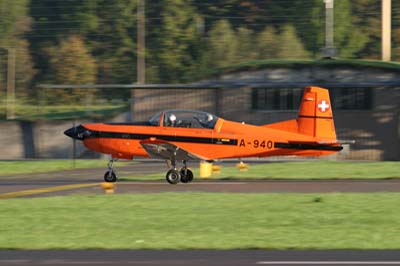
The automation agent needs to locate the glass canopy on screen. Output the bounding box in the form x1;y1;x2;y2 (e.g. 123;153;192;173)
149;110;218;129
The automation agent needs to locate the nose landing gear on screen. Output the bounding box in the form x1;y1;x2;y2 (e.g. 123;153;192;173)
104;158;117;183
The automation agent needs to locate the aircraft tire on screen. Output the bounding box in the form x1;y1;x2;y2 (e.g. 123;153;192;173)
166;169;180;184
104;171;117;182
180;169;194;183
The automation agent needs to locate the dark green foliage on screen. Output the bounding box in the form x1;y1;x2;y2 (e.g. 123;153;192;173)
0;0;397;104
147;0;204;82
0;0;34;99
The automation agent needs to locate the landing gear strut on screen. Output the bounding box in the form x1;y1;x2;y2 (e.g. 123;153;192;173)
104;158;117;182
165;160;193;185
180;160;193;183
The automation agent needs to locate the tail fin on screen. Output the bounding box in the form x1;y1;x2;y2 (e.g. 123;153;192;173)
297;86;337;140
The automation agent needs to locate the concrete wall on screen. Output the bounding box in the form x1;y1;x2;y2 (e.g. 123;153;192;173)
0;122;24;159
0;121;88;160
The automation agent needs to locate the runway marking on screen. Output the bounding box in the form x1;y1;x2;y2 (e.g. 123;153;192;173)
0;183;99;199
256;261;400;265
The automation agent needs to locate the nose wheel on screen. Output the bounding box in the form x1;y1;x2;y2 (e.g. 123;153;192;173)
104;158;117;182
104;170;117;182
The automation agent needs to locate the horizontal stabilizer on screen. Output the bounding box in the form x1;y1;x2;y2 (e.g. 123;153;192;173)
337;139;356;144
275;142;343;151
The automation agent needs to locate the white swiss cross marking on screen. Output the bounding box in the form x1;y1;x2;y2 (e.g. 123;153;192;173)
317;100;330;112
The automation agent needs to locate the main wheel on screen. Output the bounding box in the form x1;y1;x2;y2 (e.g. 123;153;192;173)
104;171;117;182
166;169;181;184
180;168;194;183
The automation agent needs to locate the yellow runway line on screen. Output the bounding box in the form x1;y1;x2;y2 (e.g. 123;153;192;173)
0;183;99;199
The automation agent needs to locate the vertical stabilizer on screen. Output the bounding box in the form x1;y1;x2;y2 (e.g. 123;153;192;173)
297;86;337;140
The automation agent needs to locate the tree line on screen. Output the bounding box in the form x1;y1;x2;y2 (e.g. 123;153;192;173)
0;0;399;102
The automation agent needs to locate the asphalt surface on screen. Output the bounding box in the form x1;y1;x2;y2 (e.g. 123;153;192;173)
1;250;400;266
1;161;400;197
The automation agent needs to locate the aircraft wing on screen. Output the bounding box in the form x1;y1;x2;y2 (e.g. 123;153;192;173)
140;139;205;161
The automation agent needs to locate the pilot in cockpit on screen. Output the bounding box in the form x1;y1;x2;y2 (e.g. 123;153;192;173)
206;114;213;123
166;113;177;127
193;113;214;128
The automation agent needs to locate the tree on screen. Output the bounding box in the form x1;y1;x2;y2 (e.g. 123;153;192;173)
350;0;381;59
0;0;35;98
334;0;369;58
393;0;400;61
29;0;98;40
49;36;96;84
236;27;257;61
148;0;203;82
290;0;325;57
207;20;238;68
276;24;310;59
28;0;100;88
90;0;137;84
47;36;97;102
256;26;279;59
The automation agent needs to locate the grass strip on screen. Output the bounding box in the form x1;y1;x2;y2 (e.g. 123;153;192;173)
0;193;399;250
0;160;114;175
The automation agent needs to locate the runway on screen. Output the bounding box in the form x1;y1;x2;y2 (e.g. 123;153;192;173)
1;250;400;266
1;161;400;198
3;177;400;198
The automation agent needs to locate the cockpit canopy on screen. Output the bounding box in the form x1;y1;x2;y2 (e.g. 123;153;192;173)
149;110;218;129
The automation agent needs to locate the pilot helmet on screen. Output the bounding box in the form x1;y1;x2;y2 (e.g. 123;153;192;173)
169;113;177;122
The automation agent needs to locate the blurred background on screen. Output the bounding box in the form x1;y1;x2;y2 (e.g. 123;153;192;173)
0;0;399;161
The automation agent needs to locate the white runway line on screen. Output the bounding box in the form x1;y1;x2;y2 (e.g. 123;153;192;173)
256;262;400;265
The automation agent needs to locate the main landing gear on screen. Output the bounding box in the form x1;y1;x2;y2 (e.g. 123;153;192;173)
165;160;194;185
104;158;117;183
103;158;194;185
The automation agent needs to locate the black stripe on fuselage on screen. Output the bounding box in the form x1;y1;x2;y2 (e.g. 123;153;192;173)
274;142;343;151
298;115;333;119
85;130;238;145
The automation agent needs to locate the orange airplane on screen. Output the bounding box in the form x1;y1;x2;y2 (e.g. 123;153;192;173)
65;86;343;184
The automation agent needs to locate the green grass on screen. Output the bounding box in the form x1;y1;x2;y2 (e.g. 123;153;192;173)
0;193;399;249
0;160;113;175
0;104;128;121
122;161;400;181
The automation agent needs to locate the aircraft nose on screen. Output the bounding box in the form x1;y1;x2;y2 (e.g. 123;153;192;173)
64;125;88;140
